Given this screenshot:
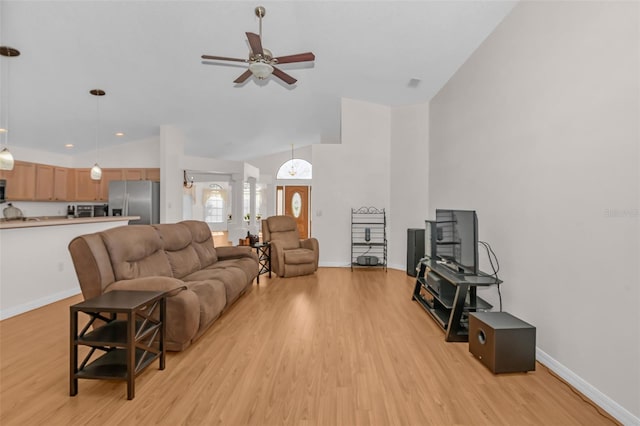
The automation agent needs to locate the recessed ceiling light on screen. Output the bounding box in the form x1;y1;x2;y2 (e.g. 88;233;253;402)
64;143;74;149
0;128;7;133
115;132;125;137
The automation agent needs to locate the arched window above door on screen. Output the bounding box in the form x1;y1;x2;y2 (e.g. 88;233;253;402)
277;159;312;179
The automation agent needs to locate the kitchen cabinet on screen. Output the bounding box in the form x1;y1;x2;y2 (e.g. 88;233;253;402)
98;169;124;201
75;168;123;201
0;161;36;200
123;168;145;181
123;168;161;182
35;164;55;200
75;169;100;201
34;165;74;201
144;168;160;182
3;162;159;202
54;167;74;201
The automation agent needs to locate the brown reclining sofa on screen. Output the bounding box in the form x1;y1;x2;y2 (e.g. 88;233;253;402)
68;220;258;351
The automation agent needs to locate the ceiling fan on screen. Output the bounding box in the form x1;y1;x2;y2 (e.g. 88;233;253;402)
201;6;315;85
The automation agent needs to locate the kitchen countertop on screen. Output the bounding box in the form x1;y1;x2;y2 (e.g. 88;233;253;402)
0;216;140;230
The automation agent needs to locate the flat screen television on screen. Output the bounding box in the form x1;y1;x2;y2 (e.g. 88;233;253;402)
434;209;479;275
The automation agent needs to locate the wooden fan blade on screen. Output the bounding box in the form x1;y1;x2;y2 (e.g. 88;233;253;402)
274;52;315;64
234;69;253;84
246;32;264;56
272;66;297;85
202;54;247;63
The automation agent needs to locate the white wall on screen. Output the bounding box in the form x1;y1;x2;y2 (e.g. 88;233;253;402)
429;1;639;422
389;103;430;270
72;136;160;168
312;98;391;267
6;145;74;167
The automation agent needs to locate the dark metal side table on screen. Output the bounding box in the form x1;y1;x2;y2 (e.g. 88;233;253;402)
70;290;166;400
253;242;271;283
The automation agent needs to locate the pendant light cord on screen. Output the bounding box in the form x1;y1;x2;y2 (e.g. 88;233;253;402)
4;58;9;149
2;49;11;150
290;144;296;176
95;92;100;163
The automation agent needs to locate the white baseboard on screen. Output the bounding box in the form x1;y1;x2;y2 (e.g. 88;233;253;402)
318;262;351;268
536;348;639;426
387;263;404;272
0;288;80;320
318;262;406;271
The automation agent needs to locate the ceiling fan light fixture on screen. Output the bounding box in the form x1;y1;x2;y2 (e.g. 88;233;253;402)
248;61;273;79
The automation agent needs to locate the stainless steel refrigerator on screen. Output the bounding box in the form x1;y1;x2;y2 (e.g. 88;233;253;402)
108;180;160;225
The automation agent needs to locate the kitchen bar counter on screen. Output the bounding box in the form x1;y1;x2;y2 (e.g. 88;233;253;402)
0;216;139;319
0;216;140;230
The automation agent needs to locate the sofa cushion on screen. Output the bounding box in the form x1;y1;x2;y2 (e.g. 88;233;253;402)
284;248;316;265
179;220;219;267
183;266;249;304
101;225;172;281
184;280;226;329
207;258;259;283
153;223;201;278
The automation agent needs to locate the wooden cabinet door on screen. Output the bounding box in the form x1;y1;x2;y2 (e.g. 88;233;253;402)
53;167;70;201
144;168;160;182
35;164;55;200
123;168;144;181
0;161;36;200
64;168;76;201
75;169;100;201
98;169;124;201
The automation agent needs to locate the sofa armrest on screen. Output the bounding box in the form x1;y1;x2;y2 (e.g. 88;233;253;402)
269;240;285;277
105;276;187;296
300;237;320;269
216;245;259;262
104;276;199;350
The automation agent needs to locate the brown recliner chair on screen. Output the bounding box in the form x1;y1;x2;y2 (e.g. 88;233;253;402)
262;215;319;278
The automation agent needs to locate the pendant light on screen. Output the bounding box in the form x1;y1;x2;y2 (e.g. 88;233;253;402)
0;46;20;171
89;89;105;180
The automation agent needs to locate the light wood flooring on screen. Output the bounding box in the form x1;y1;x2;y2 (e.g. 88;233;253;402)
0;268;618;425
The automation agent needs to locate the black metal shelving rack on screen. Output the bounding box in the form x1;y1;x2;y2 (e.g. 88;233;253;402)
351;207;387;271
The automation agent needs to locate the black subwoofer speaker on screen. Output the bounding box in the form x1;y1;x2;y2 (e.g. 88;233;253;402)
469;312;536;374
406;228;425;276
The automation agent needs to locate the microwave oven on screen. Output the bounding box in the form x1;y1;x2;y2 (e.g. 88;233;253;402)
76;205;94;217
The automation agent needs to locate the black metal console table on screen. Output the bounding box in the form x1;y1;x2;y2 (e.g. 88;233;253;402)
412;258;501;342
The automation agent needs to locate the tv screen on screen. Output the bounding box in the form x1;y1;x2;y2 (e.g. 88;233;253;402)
435;209;478;274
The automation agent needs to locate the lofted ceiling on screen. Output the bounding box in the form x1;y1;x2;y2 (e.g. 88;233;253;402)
0;1;517;161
